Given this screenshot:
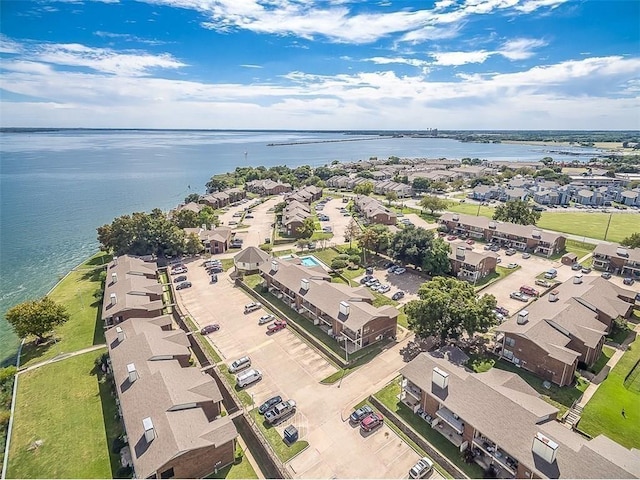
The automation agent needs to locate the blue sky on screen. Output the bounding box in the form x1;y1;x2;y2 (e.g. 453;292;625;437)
1;0;639;129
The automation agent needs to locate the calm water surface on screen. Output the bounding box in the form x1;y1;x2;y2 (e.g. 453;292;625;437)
0;130;603;364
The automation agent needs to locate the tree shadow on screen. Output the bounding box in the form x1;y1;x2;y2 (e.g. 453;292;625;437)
19;336;56;366
93;360;124;479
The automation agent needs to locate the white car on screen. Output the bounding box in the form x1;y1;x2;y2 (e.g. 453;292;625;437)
393;267;406;275
258;314;275;325
409;457;434;479
377;284;391;293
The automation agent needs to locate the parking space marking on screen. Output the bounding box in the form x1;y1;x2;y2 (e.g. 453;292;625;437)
246;338;275;354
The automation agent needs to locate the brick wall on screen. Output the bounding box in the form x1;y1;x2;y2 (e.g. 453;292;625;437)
155;439;235;478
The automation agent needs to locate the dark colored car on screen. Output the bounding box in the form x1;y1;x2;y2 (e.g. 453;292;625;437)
623;277;635;285
258;395;283;415
350;405;373;423
176;281;192;290
581;267;592;274
174;275;187;283
391;291;405;301
495;306;510;316
572;263;582;271
200;324;220;335
360;412;384;432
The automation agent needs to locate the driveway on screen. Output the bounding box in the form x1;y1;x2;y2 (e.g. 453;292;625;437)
355;267;427;307
173;258;430;479
237;196;280;247
318;197;355;243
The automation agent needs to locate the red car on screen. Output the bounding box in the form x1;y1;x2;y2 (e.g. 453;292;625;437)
466;239;475;245
267;319;287;333
360;412;384;432
447;235;457;241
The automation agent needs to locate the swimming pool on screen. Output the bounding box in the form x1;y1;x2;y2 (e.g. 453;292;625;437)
300;256;322;268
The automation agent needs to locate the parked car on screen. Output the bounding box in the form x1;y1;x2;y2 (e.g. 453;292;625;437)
623;277;635;285
394;268;406;275
495;306;509;316
391;291;405;301
505;248;517;256
484;244;494;250
258;395;282;415
174;275;187;283
360;275;374;285
490;245;500;252
446;235;457;241
171;266;187;275
522;253;531;259
377;284;391;293
572;263;582;271
466;239;475;245
244;302;262;314
360;412;384;432
265;399;296;425
507;263;519;269
409;457;434;479
236;369;262;388
349;405;373;423
387;265;399;273
200;324;220;335
581;267;592;274
365;278;379;287
258;314;275;325
365;266;374;275
510;291;529;302
520;285;539;297
544;269;558;279
601;272;612;279
228;356;251;373
267;319;287;333
176;281;192;290
535;279;552;288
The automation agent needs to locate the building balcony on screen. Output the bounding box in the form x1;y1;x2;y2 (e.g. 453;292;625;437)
342;328;360;341
472;438;518;476
401;379;422;400
436;407;464;434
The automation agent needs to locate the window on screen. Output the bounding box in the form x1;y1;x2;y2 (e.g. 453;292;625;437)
505;337;515;348
160;468;175;479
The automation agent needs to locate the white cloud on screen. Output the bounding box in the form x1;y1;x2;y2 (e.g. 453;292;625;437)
430;50;493;65
239;64;263;68
499;37;547;60
0;34;22;54
366;56;431;69
94;31;169;45
143;0;567;44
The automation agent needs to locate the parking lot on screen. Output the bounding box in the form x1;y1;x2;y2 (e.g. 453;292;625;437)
173;258;431;479
355;266;427;306
317;197;356;243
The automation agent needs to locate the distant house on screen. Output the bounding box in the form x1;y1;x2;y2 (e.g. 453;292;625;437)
201;191;230;209
245;179;292;196
470;185;501;201
373;180;413;198
617;190;640;207
285;185;323;204
593;243;640;277
184;226;233;254
106;317;237;479
354;196;397;225
234;246;270;274
102;255;164;328
175;202;204;214
575;189;603;206
259;260;398;352
448;243;498;283
281;200;311;236
496;276;636;386
439;213;566;257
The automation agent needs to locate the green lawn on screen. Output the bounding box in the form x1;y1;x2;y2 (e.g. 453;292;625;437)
475;265;520;290
607;320;633;345
183;316;223;364
219;365;253;408
374;379;484;479
564;239;595;261
444;207;639;243
20;251;111;368
320;343;386;384
537;212;640;243
579;338;640;449
7;350;120;479
590;346;615;375
208;443;258;479
248;410;309;463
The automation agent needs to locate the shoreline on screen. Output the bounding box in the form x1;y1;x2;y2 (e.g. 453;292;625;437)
501;140;635;153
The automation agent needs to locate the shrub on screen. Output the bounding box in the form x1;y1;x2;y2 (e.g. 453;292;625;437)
331;258;348;270
348;254;361;265
0;409;11;428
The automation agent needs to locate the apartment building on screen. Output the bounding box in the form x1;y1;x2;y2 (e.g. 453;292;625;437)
106;317;237;479
281;200;311;237
592;243;640;278
439;213;566;257
496;276;636;386
245;179;292;195
353;195;397;225
448;243;498;283
102;255;164;328
285;185;323;204
259;259;398;352
400;352;640;479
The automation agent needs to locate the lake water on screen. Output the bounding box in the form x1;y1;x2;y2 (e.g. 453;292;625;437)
0;130;603;364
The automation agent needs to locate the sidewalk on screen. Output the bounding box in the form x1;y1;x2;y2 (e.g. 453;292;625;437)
17;344;107;374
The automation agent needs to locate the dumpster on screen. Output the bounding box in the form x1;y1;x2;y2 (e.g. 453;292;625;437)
283;425;298;444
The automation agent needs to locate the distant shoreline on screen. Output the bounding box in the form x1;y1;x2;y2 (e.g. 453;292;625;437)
267;136;394;146
501;139;635;154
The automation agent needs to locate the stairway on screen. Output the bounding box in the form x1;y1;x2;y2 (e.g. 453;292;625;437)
564;404;583;429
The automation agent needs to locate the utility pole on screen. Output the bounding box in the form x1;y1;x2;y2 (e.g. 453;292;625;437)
604;212;613;241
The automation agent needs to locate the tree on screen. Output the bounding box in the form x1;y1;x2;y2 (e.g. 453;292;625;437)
385;191;398;206
197;206;219;228
357;227;378;264
493;200;541;225
184;233;204;255
296;217;316;239
344;218;360;249
356;170;374;179
184;193;201;203
419;195;450;215
412;177;431;192
205;177;229;193
353;181;374;196
172;209;200;229
621;232;640;249
404;277;497;344
389;226;451;275
430;181;448;192
6;297;70;343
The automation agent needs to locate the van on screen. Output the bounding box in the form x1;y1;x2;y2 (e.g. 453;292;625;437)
229;356;251;373
244;302;262;314
520;285;539;297
236;369;262;388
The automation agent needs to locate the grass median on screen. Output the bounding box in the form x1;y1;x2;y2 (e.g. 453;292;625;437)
208;443;258;479
248;410;309;463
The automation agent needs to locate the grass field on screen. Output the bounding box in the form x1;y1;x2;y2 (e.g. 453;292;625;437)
7;350;119;479
209;443;258;479
444;205;639;243
579;338;640;449
590;346;615;375
20;252;111;368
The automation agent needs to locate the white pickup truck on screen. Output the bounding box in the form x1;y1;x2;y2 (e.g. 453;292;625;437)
264;400;296;425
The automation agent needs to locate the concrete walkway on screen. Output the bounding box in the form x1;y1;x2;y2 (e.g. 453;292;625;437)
578;323;639;408
17;343;107;374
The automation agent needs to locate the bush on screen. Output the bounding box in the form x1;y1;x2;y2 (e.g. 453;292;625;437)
260;243;272;252
331;258;348;270
348;254;361;265
112;436;126;454
116;466;133;478
335;254;350;261
0;409;11;428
